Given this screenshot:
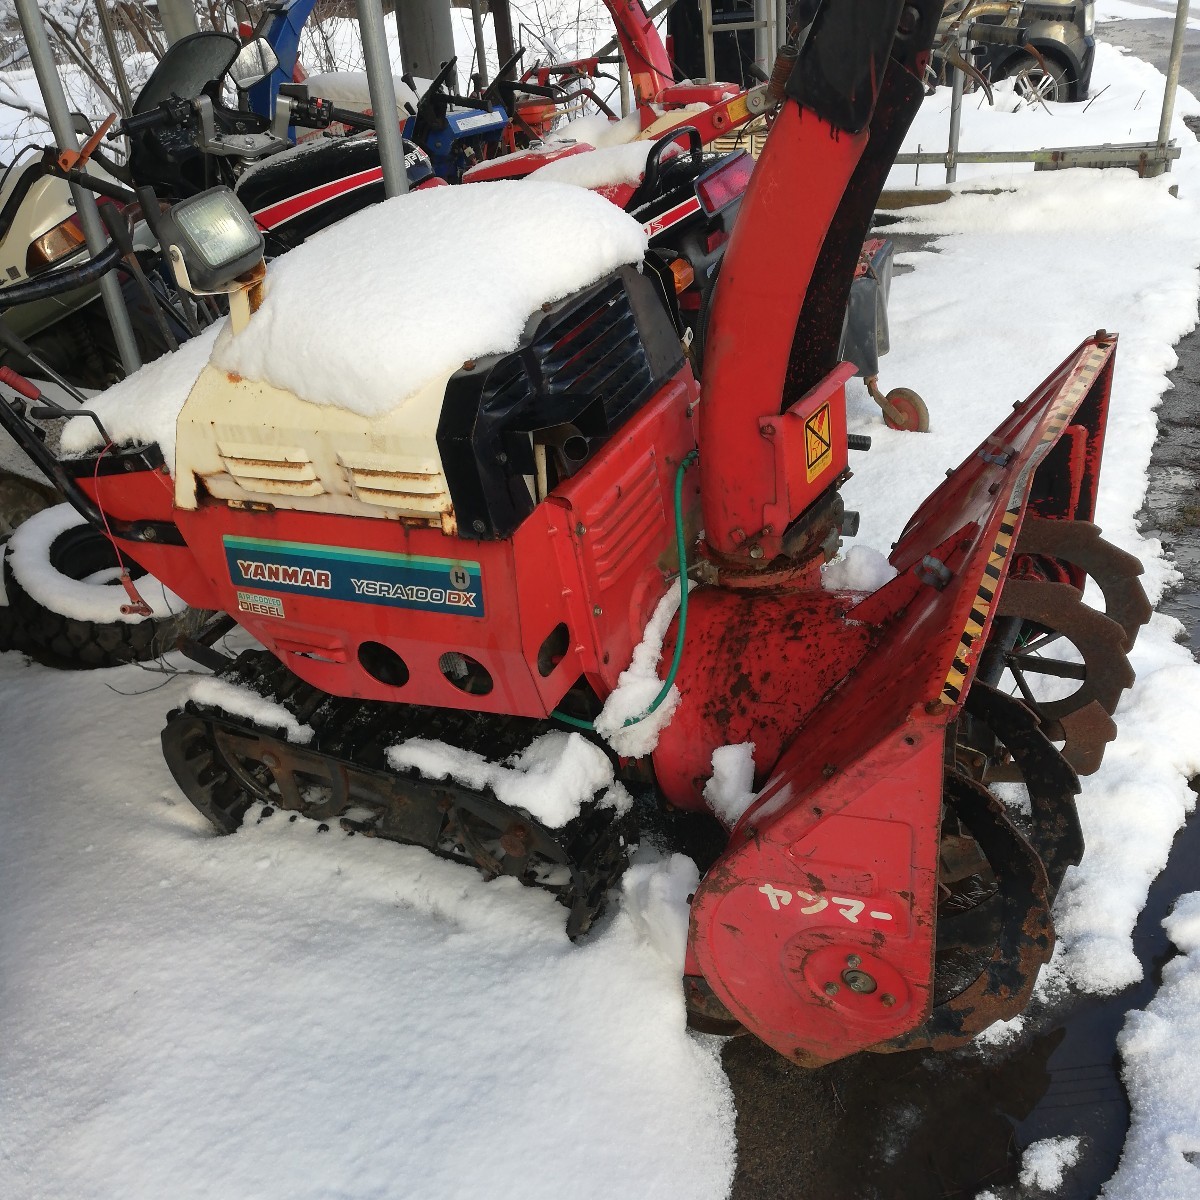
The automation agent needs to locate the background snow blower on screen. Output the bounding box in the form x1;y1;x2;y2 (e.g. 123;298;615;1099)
0;0;1149;1066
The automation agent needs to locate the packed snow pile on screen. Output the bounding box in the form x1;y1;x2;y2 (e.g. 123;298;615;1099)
821;544;898;592
1101;892;1200;1199
890;40;1200;188
387;731;630;829
0;653;735;1200
301;70;422;117
527;139;664;190
1018;1135;1082;1192
594;579;693;757
703;743;757;829
59;325;221;472
213;181;648;417
622;853;701;968
5;504;186;624
189;678;315;745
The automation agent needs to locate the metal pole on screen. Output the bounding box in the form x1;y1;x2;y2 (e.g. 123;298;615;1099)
1156;0;1191;169
753;0;771;76
946;32;967;183
619;54;632;116
700;0;717;84
358;0;409;198
492;0;516;67
395;0;458;84
94;0;132;116
14;0;139;374
470;0;489;88
156;0;198;46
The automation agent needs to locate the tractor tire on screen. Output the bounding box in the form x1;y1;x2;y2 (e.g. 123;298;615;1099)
0;538;22;653
1006;53;1070;105
3;503;202;669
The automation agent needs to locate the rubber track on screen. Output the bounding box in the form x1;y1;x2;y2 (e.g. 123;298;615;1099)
164;650;633;937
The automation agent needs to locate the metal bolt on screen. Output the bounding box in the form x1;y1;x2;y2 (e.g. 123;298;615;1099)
824;982;839;996
593;605;603;616
472;520;486;533
749;545;764;560
142;526;157;541
576;523;587;536
841;968;878;994
881;993;896;1007
846;954;861;968
761;423;776;437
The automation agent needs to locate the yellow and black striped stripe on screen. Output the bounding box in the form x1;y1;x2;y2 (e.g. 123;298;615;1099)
941;508;1019;705
938;341;1111;707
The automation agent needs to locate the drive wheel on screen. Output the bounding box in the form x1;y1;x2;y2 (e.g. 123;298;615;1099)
4;503;203;669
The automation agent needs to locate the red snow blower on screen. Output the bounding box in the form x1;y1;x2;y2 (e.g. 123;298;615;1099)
0;0;1149;1065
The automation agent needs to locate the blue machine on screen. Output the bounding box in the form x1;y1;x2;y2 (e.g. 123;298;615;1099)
250;0;509;181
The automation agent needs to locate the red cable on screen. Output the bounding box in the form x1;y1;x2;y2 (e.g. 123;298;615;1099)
92;441;152;617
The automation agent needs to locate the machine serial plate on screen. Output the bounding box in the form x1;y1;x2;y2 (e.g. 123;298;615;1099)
224;536;484;617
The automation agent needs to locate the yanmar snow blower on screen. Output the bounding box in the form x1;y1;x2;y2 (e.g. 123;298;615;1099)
2;0;1150;1065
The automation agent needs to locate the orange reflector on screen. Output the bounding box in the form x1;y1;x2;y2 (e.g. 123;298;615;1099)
26;217;87;275
669;259;695;294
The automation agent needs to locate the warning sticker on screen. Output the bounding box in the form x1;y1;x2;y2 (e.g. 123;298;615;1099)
805;403;833;482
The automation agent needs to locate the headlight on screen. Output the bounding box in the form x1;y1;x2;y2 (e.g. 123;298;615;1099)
159;186;264;294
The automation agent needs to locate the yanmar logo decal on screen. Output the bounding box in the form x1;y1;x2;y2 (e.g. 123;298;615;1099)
237;560;332;589
223;536;484;618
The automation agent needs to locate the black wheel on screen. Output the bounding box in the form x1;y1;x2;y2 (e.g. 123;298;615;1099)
1005;53;1070;104
0;536;23;652
3;503;207;669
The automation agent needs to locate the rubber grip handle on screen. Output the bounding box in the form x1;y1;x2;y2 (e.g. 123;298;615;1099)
0;366;41;401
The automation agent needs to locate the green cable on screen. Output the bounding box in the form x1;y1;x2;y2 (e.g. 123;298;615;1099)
553;450;699;733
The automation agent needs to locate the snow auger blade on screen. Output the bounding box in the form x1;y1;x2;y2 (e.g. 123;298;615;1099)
162;652;632;939
680;334;1135;1064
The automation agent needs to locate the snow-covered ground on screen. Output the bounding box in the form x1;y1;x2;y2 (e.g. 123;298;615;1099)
3;5;1200;1199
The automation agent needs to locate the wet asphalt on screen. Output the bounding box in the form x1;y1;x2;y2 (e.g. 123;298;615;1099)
726;16;1200;1199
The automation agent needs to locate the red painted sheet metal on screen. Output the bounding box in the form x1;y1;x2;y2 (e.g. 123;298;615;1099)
698;101;868;560
687;335;1118;1062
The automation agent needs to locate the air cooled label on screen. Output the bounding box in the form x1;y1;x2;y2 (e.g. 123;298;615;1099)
224;536;484;617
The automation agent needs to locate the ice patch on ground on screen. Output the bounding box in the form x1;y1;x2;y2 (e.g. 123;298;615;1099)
703;743;757;829
6;504;186;624
822;544;898;592
386;730;629;828
188;678;315;745
1019;1135;1081;1192
212;182;648;419
594;579;692;758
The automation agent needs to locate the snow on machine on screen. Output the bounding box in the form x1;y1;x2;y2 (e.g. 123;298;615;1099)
0;0;1151;1064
